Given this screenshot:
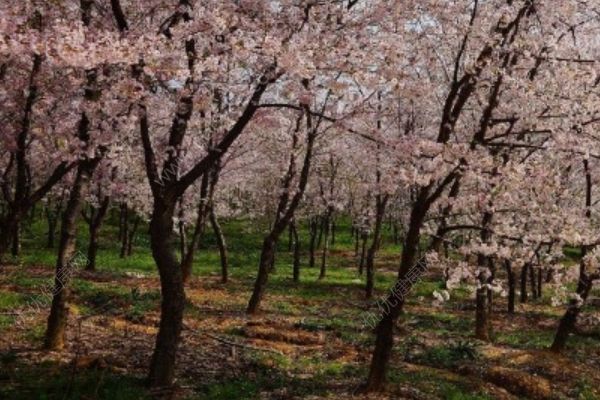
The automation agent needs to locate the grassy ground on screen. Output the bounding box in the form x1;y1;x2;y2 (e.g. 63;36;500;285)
0;211;599;399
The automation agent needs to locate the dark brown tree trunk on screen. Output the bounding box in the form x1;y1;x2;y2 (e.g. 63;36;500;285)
291;219;300;283
45;150;100;349
11;223;20;257
288;221;294;252
127;216;139;256
247;236;276;314
551;272;594;352
364;190;430;392
247;107;316;314
331;219;336;247
147;200;186;388
318;215;330;280
118;202;127;242
46;202;61;249
84;196;109;271
529;263;538;299
359;231;367;275
120;203;129;258
309;218;318;268
506;260;516;314
209;206;228;284
520;263;529;303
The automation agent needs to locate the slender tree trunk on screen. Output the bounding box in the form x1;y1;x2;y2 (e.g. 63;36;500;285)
318;215;330;280
247;236;276;314
118;202;126;242
309;218;317;268
529;263;538;299
520;263;529;303
288;222;294;252
366;196;388;299
46;203;60;249
85;198;109;271
331;219;336;247
359;232;368;276
210;206;228;284
11;223;20;257
506;260;516;314
45;156;98;349
475;211;493;342
292;220;300;283
120;203;129;258
317;216;324;249
127;216;139;256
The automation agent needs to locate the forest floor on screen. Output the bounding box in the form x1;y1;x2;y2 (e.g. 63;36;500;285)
0;217;599;399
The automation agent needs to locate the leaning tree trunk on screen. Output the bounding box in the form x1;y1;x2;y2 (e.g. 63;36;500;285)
45;156;98;350
364;197;428;392
247;235;277;314
551;272;594;352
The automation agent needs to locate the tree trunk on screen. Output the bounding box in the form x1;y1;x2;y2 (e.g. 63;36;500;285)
529;263;538;299
331;219;336;248
292;220;300;283
309;218;317;268
127;216;139;256
520;263;529;303
45;157;98;350
147;200;186;388
551;275;594;352
120;203;129;258
364;196;428;392
318;216;330;280
46;203;60;249
11;223;20;257
506;260;515;314
85;197;110;271
475;211;493;342
366;196;388;299
210;206;228;284
359;231;367;275
247;236;276;314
